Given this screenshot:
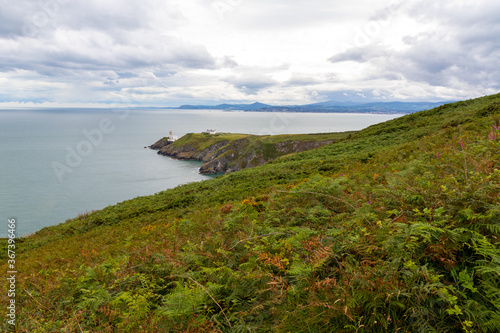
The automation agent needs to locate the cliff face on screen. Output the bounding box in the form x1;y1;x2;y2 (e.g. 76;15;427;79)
150;133;343;174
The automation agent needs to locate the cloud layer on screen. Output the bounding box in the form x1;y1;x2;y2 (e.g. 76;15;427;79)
0;0;499;106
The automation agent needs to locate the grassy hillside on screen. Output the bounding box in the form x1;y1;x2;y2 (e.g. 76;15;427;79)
155;132;352;151
169;132;250;150
2;94;500;332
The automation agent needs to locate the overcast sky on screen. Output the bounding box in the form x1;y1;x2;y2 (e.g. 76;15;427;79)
0;0;499;107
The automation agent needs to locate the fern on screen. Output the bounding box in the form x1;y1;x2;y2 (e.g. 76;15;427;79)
484;223;500;236
76;287;111;312
483;311;500;332
475;266;500;276
156;280;207;317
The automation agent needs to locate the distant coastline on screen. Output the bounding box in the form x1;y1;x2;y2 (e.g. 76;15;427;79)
0;100;455;114
160;100;455;114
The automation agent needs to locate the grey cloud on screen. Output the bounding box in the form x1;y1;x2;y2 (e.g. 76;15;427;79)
406;0;500;26
329;48;371;63
285;74;322;87
1;33;215;77
0;0;201;81
0;0;53;37
224;75;277;94
103;79;119;86
0;6;25;37
148;70;177;78
124;87;167;95
328;1;500;91
394;16;500;88
369;2;403;22
0;0;180;39
117;72;138;79
221;56;238;68
170;44;216;69
328;45;389;64
58;2;152;31
379;72;401;81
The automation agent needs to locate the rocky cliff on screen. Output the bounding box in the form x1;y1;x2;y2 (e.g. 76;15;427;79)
150;132;349;174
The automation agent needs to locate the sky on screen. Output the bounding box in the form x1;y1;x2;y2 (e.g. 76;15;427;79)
0;0;499;107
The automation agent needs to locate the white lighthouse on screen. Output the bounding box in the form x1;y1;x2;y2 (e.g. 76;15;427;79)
168;129;178;142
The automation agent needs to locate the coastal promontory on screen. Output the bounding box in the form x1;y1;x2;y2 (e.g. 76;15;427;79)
150;132;351;174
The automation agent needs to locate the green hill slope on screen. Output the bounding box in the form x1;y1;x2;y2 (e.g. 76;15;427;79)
2;94;500;332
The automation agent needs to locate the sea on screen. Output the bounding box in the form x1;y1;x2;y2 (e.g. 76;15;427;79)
0;108;401;238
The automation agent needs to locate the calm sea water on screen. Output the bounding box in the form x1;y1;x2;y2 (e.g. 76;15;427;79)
0;109;401;237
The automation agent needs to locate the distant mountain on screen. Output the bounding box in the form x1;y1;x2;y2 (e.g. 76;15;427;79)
177;102;272;111
291;101;456;114
172;100;455;114
347;101;455;112
251;101;454;114
305;100;361;107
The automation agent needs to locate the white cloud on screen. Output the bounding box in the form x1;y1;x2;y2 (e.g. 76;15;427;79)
328;0;500;98
0;0;498;106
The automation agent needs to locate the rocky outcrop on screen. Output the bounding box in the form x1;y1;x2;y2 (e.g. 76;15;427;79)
150;134;337;175
149;138;172;150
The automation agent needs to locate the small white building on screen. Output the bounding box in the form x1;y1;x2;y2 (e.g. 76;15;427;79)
203;129;217;134
168;130;178;142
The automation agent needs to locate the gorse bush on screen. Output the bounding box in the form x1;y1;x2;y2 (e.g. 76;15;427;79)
2;93;500;332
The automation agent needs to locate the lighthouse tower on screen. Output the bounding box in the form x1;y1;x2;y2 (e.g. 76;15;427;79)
167;129;178;142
